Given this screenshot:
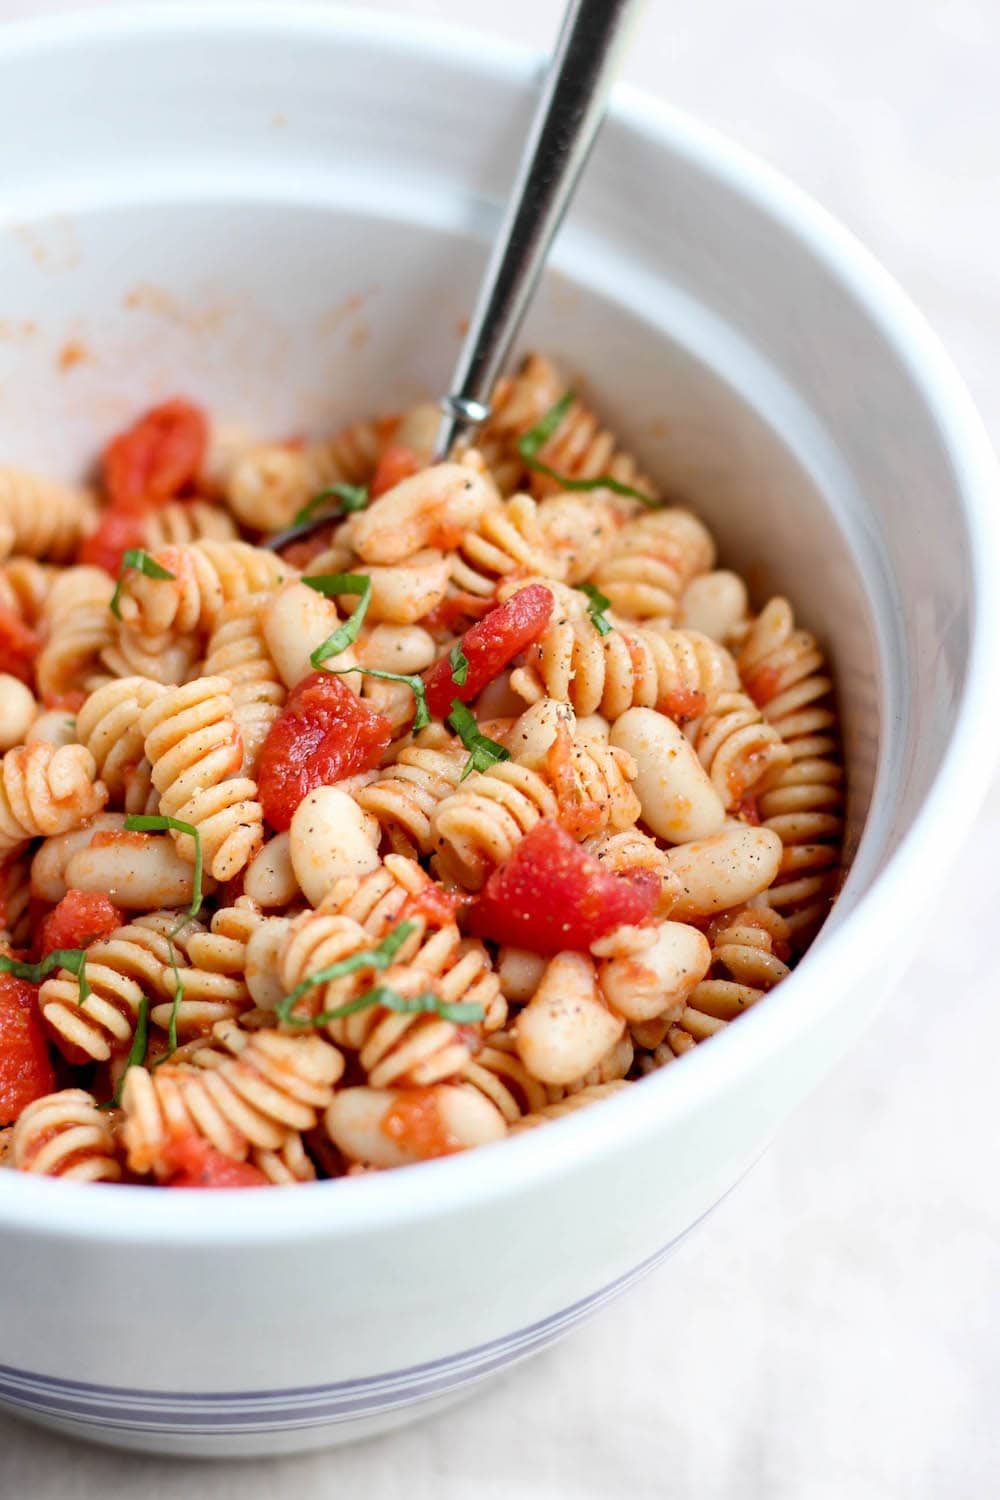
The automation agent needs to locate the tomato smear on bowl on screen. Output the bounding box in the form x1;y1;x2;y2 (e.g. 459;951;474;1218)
422;583;553;718
162;1135;269;1189
257;671;392;831
38;891;123;959
0;606;41;685
466;820;658;955
102;398;209;511
0;973;56;1125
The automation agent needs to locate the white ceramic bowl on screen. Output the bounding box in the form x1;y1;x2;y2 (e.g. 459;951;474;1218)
0;3;997;1459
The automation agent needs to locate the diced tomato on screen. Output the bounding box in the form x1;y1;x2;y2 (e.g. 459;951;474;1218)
162;1135;269;1189
0;605;41;685
370;443;420;499
0;973;55;1125
466;820;658;955
743;664;783;708
102;398;208;511
78;506;148;576
257;671;392;831
735;795;760;826
38;891;123;959
422;583;554;719
398;883;466;929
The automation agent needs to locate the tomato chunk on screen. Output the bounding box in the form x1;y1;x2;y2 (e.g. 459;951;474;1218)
257;671;392;831
0;606;41;685
422;583;554;718
162;1135;269;1189
78;506;147;576
0;973;55;1125
102;398;208;511
370;443;420;499
38;891;123;959
467;820;658;955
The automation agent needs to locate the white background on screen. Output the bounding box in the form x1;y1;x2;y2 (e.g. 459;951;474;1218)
2;1;999;1496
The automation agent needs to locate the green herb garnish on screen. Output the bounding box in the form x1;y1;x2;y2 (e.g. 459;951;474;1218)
448;643;469;687
353;984;485;1025
447;699;510;781
0;948;91;1008
293;482;369;529
109;549;176;620
123;814;203;923
102;997;149;1110
328;666;430;731
276;922;416;1027
517;391;655;504
303;573;373;666
577;583;613;637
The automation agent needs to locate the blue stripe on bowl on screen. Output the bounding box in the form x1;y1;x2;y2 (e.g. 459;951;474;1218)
0;1220;700;1436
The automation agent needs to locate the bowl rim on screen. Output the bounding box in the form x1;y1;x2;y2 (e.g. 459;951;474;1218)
1;1;998;1243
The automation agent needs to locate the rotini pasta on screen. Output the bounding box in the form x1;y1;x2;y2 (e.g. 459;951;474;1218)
0;370;843;1187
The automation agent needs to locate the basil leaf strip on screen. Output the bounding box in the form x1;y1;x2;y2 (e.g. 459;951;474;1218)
447;699;510;781
276;922;416;1027
303;574;373;665
0;948;91;1008
517;391;655;505
448;643;469;687
102;996;149;1110
577;583;614;637
123;814;203;922
109;550;176;620
292;482;369;529
329;666;430;731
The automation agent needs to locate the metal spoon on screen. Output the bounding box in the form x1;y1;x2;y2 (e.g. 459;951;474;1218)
267;0;643;552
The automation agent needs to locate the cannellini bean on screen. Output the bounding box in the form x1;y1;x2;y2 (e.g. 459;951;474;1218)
514;951;624;1086
261;580;361;691
244;832;300;907
679;570;748;642
26;707;78;749
245;916;293;1009
0;675;38;750
667;825;783;919
497;946;547;1002
359;624;437;674
610;706;726;843
351;463;497;565
595;921;711;1023
325;1085;506;1168
31;814;127;901
355;550;450;625
288;786;380;907
507;697;575;769
64;832;206;909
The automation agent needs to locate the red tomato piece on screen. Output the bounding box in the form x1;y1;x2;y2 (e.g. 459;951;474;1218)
102;398;209;511
162;1135;269;1189
422;583;554;719
466;820;658;955
78;506;148;576
38;891;123;959
370;443;420;499
0;605;40;685
257;671;393;831
0;973;55;1125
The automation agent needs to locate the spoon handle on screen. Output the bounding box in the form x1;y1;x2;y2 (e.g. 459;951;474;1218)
432;0;644;462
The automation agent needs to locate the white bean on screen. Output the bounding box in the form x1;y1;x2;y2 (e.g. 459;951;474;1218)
356;551;450;625
359;624;437;675
261;580;361;692
288;786;380;907
667;825;783;919
26;707;78;749
596;921;711;1023
507;697;575;769
325;1085;506;1168
610;706;725;843
0;675;38;750
351;463;497;565
497;947;547;1002
679;570;748;642
64;832;206;910
244;832;300;908
513;952;624;1086
245;917;293;1009
31;814;127;901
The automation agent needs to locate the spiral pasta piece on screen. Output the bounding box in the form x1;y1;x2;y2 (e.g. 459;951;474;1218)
149;898;264;1036
140;675;264;881
738;597;844;943
0;468;96;561
11;1089;121;1182
223;419;384;532
121;1020;344;1176
449;492;567;597
115;540;292;641
591;508;715;622
0;558;56;624
143;499;239;551
36;566;116;703
686;689;792;809
76;677;167;800
509;1080;630;1133
356;737;469;858
0;742;106;858
202;597;286;772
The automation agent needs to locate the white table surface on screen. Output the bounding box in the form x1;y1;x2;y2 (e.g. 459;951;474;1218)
2;1;999;1496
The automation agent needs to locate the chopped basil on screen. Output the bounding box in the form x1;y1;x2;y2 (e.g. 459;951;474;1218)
577;583;614;637
276;922;416;1027
517;391;656;505
303;573;373;665
447;699;510;781
0;948;91;1008
292;482;369;529
123;814;203;923
109;549;176;620
328;666;430;731
353;984;485;1025
102;996;150;1110
448;643;469;687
